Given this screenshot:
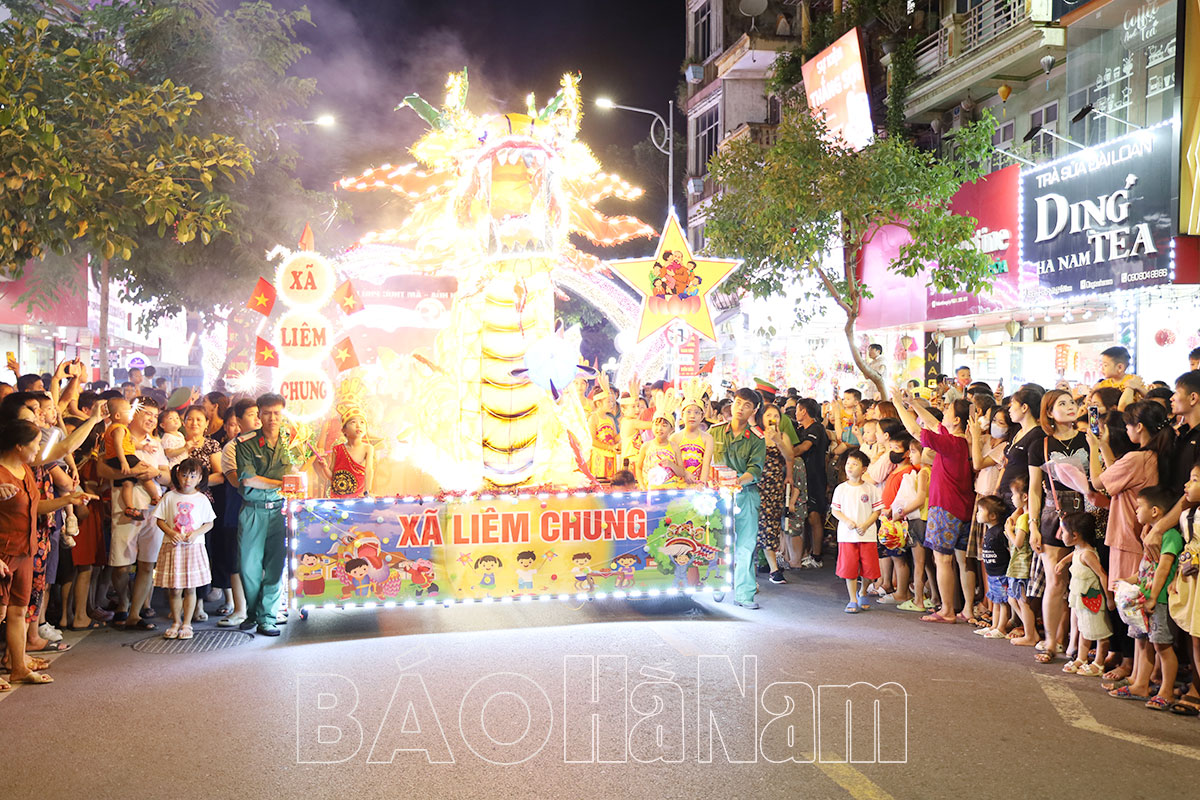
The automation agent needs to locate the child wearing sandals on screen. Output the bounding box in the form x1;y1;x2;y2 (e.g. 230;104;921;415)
153;458;215;640
974;495;1011;639
1167;465;1200;715
831;450;883;613
1004;476;1039;646
1109;486;1181;709
1055;512;1113;677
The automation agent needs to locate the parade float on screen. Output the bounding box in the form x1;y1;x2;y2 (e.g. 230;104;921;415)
229;71;743;612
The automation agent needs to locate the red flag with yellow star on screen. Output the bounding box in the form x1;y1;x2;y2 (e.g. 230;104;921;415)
607;215;740;343
246;277;276;316
254;336;279;368
333;279;364;315
332;336;359;372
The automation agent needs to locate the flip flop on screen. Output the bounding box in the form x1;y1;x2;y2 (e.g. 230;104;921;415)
12;671;53;684
28;641;72;653
920;613;955;623
1169;700;1200;716
856;596;871;610
118;619;156;631
1034;651;1056;664
1102;678;1132;691
982;629;1008;639
1108;686;1150;700
844;602;860;614
1145;696;1172;711
0;679;11;693
67;620;104;631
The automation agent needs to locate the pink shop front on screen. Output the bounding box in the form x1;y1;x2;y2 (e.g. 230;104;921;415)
857;157;1200;392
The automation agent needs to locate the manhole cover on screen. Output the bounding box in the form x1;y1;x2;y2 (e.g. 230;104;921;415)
131;629;254;654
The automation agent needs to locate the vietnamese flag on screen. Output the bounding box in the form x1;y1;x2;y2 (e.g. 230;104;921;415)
246;277;276;316
333;279;363;314
332;336;359;371
254;336;279;368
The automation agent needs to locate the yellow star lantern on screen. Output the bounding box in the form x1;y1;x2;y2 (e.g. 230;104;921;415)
608;215;739;342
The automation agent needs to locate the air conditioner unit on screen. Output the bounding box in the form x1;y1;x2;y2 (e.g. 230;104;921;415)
687;177;705;195
685;64;705;84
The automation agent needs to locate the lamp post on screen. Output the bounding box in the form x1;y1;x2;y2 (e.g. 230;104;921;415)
595;97;675;216
1023;124;1085;152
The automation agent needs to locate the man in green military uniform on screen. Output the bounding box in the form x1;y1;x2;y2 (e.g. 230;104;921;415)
709;388;766;609
235;392;294;636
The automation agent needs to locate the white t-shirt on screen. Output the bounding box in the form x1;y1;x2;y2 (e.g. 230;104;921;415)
161;431;187;466
154;489;216;544
832;480;883;543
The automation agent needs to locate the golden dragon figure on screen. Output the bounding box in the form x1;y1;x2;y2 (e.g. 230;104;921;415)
339;70;655;489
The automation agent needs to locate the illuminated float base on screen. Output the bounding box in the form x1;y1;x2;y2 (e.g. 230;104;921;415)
287;489;734;612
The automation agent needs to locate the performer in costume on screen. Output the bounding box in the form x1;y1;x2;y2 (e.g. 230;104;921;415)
710;387;766;609
589;379;620;481
637;407;684;490
314;406;374;498
671;379;713;486
234;392;296;636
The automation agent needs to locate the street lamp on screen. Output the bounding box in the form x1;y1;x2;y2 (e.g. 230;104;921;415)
594;97;676;216
311;114;337;128
1070;103;1142;131
1023;124;1085;151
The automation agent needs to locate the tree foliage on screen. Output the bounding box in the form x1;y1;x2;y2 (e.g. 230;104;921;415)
705;99;998;395
7;0;338;327
0;16;252;284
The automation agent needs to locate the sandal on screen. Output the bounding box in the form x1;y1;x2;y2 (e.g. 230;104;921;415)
1062;660;1082;674
1145;696;1172;711
0;678;10;693
193;608;208;622
1076;663;1104;677
12;671;53;685
164;624;181;640
1108;686;1150;700
920;613;956;623
844;602;860;614
179;625;194;640
1102;678;1132;691
1035;651;1056;664
216;604;234;616
1169;699;1200;716
981;629;1008;639
28;641;72;653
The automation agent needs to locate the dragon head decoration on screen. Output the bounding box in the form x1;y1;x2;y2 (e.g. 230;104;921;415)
339;70;655;273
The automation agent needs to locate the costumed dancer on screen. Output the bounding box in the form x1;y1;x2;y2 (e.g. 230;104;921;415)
234;393;296;637
314;406;375;499
672;378;714;486
637;400;684;490
589;374;620;482
710;387;766;609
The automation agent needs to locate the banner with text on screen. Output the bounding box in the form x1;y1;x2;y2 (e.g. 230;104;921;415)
288;490;732;608
1020;122;1176;300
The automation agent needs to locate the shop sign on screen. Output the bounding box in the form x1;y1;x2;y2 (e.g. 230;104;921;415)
1019;122;1176;299
927;165;1025;320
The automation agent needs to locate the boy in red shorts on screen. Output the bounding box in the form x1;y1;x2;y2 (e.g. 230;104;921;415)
831;450;883;613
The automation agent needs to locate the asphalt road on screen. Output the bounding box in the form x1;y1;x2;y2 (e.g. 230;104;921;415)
4;565;1199;799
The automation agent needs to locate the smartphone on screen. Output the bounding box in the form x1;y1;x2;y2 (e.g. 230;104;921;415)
1088;405;1100;436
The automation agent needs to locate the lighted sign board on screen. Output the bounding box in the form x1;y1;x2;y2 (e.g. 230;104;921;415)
800;28;873;151
1019;122;1176;299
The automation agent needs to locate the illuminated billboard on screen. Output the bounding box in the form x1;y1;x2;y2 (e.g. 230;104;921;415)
800;28;873;151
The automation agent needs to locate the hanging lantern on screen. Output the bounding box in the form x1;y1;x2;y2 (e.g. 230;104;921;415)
900;334;914;351
997;84;1012;118
931;331;946;347
1004;320;1021;340
968;325;981;344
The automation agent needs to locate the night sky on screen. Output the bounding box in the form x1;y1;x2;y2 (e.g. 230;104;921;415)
277;0;683;210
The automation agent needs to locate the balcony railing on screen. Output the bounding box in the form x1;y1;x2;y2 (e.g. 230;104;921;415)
720;122;779;151
914;0;1026;79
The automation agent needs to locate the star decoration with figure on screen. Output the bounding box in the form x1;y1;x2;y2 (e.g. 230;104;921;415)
607;215;740;342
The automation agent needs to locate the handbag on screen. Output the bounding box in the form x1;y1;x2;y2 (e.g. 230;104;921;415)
1044;438;1084;521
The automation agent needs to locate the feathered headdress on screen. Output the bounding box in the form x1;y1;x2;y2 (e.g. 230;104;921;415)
679;378;707;413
